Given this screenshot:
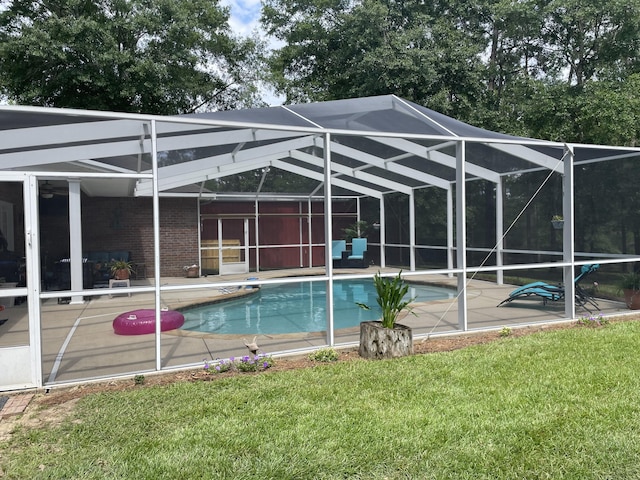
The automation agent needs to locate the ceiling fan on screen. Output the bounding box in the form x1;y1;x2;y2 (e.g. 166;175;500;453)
40;181;69;199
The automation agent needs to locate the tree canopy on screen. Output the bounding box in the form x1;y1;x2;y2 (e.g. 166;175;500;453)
0;0;265;114
261;0;640;145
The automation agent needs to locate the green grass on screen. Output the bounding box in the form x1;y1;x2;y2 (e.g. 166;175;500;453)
4;322;640;479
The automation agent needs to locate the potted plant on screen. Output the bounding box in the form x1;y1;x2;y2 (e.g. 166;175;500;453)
356;271;415;359
617;272;640;309
342;220;370;243
183;264;200;278
109;259;134;280
551;215;564;230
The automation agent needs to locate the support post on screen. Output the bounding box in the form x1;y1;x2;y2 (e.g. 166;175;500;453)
563;146;576;319
217;219;223;274
150;120;162;371
409;190;416;271
255;199;260;272
298;201;304;267
447;185;454;277
496;178;504;285
380;196;386;268
68;179;84;304
323;133;335;346
307;198;313;268
456;142;468;331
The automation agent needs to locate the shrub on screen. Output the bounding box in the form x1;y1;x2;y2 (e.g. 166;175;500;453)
576;313;609;327
308;347;339;362
499;326;512;337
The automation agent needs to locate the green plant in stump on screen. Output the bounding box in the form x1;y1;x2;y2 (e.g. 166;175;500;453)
357;271;415;329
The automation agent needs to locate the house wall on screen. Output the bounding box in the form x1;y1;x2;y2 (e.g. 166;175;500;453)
1;183;358;280
38;196;198;278
201;200;357;269
81;197;199;277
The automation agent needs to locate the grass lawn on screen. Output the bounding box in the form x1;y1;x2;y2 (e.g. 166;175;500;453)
3;321;640;479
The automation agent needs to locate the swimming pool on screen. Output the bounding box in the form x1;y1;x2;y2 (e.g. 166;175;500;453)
180;279;455;335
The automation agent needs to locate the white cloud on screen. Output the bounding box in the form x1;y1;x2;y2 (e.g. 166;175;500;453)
222;0;263;37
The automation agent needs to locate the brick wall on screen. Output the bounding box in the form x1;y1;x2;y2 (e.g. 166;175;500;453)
82;197;199;277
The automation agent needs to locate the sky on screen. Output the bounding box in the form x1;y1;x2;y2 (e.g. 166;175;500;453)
222;0;263;37
222;0;285;106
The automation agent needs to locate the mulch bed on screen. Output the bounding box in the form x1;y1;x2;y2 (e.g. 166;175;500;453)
36;320;587;407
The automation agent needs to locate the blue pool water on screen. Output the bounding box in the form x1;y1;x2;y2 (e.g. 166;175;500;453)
180;279;455;335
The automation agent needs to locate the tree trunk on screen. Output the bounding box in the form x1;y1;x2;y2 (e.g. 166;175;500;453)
358;321;413;359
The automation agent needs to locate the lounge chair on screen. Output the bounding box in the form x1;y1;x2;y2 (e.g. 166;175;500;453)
343;238;368;268
497;264;600;312
332;240;346;268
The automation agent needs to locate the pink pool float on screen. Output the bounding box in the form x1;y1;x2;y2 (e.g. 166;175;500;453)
113;309;184;335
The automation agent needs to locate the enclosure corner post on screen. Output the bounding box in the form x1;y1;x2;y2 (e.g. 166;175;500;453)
456;141;468;331
150;119;162;372
496;178;504;285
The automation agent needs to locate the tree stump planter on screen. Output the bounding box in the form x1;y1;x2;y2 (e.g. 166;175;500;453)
623;289;640;310
358;321;413;359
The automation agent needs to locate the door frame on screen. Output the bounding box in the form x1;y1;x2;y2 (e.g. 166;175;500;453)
0;174;42;391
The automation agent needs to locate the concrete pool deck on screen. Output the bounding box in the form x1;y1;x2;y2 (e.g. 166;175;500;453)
0;266;630;389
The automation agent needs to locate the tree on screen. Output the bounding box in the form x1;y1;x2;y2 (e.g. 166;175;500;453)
540;0;640;87
0;0;265;114
261;0;486;119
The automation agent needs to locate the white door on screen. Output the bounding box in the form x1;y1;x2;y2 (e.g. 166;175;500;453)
219;218;249;275
0;176;41;391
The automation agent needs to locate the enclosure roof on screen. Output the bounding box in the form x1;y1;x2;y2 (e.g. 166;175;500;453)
1;95;639;200
188;95;525;140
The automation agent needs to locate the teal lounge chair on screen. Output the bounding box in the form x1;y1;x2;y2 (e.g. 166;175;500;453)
332;240;346;267
497;264;600;312
344;238;368;268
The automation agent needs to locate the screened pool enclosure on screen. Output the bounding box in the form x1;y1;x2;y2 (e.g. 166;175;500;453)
2;94;640;391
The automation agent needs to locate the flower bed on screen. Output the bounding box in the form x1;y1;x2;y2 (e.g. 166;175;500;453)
203;354;274;374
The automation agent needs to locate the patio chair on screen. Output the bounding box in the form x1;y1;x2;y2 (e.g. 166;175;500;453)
497;264;600;313
332;240;346;268
343;238;368;268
